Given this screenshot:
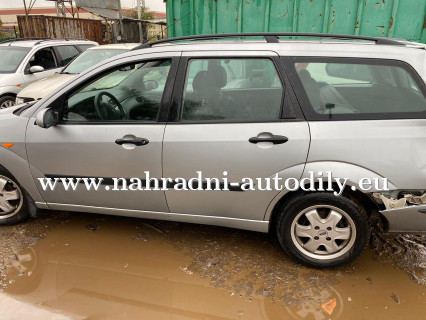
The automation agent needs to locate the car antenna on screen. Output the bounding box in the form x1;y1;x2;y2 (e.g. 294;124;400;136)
141;11;192;45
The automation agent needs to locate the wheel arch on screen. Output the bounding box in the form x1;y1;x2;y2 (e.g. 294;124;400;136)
0;150;45;206
0;92;17;98
267;184;380;234
0;92;17;104
0;164;39;218
265;161;390;233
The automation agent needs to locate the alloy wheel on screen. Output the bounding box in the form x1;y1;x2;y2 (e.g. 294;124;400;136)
290;205;356;260
0;100;15;109
0;176;23;219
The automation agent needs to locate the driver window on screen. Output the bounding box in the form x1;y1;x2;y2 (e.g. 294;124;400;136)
25;47;57;72
62;59;171;122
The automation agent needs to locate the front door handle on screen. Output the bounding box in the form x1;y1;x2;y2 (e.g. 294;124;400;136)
115;137;149;146
249;135;288;145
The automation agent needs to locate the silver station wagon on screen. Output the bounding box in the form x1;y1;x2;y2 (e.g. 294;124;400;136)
1;33;426;267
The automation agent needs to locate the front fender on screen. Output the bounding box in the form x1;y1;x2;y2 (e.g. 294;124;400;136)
0;147;45;205
0;85;21;97
0;114;45;205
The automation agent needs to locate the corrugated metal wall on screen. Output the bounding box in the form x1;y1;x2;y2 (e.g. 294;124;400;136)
17;15;105;44
166;0;426;43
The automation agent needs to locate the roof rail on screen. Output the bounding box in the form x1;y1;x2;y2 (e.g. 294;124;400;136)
33;38;89;45
0;37;50;44
0;37;91;46
132;32;405;50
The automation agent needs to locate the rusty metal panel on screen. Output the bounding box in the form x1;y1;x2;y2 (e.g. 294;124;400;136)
17;15;105;44
166;0;426;43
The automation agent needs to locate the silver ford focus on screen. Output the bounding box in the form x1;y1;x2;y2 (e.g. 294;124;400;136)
1;33;425;267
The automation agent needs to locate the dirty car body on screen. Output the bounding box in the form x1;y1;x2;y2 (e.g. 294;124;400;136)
1;34;426;267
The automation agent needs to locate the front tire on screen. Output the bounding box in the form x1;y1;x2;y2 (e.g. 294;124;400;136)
0;95;16;109
0;172;30;225
276;193;369;268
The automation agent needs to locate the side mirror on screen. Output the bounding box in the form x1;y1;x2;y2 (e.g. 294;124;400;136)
29;66;45;74
144;80;158;91
36;109;59;128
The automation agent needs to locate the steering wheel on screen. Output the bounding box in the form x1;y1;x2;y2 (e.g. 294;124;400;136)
94;92;126;120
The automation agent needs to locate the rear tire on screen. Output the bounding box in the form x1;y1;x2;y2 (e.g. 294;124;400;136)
0;95;16;109
0;170;30;226
276;192;369;268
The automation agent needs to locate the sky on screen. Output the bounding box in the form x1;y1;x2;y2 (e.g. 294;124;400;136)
0;0;166;12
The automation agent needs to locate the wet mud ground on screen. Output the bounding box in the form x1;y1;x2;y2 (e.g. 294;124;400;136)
0;211;424;320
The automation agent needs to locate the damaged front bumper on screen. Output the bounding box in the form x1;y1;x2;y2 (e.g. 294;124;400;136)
380;205;426;234
373;193;426;234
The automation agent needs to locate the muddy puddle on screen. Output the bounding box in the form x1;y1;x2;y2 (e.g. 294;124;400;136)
0;211;425;320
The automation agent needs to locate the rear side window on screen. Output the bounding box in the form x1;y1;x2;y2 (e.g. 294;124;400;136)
56;45;80;66
289;58;426;120
181;58;283;121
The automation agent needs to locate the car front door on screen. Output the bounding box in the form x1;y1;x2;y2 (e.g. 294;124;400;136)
21;46;62;88
26;52;179;214
162;51;310;225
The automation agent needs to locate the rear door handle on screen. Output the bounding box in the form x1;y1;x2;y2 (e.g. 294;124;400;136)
115;137;149;146
249;135;288;145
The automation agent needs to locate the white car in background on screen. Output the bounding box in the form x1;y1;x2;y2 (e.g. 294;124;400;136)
16;43;140;104
0;38;97;109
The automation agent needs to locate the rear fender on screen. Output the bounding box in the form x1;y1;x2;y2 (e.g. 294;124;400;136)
264;161;396;220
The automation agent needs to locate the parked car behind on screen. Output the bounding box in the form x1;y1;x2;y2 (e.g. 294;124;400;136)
15;43;139;104
0;38;97;109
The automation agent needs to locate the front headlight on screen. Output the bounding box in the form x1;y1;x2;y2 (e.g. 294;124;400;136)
15;97;25;105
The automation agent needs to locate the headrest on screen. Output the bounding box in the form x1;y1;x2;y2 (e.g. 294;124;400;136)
210;65;227;88
192;65;227;93
192;70;212;93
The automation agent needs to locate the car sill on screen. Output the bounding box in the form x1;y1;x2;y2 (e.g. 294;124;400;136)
44;203;269;233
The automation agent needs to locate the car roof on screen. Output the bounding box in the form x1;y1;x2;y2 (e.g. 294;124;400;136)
124;38;425;62
87;43;139;51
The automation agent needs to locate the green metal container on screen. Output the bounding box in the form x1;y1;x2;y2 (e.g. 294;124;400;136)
165;0;426;43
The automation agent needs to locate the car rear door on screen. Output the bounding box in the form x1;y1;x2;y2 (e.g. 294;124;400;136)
162;51;310;225
54;45;81;67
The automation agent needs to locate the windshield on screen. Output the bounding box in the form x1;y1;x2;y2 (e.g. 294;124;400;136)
0;46;31;73
62;49;128;74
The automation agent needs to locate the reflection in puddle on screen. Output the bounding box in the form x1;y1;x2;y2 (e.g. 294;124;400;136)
0;212;425;319
160;221;340;305
370;215;426;286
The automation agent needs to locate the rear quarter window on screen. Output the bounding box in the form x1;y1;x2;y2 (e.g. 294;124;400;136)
284;57;426;120
56;45;80;66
